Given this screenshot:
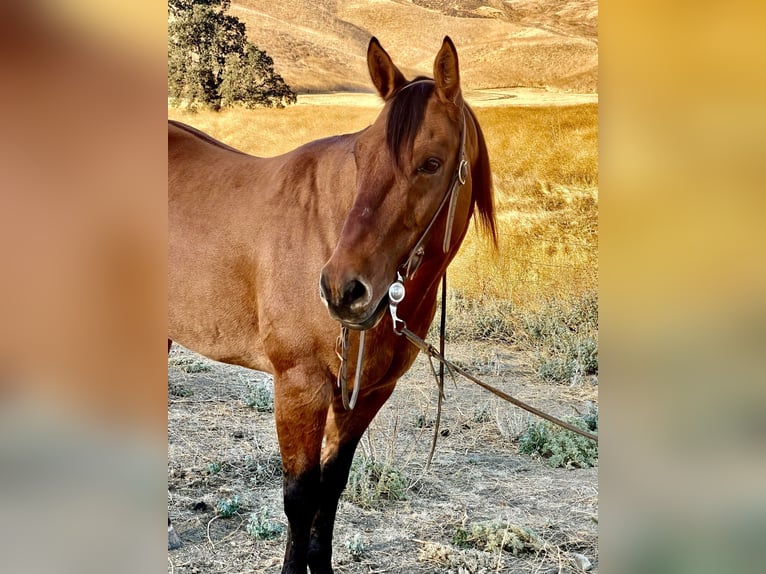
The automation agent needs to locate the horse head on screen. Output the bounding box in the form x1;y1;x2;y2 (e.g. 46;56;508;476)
319;37;496;330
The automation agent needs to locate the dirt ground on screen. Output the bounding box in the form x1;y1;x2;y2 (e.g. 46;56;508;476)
168;339;598;574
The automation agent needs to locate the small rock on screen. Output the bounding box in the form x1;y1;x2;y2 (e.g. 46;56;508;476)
571;552;592;571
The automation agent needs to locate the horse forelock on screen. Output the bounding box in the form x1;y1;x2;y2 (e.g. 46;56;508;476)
385;80;497;246
385;77;434;170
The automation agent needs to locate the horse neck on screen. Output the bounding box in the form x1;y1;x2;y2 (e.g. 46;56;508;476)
275;132;361;215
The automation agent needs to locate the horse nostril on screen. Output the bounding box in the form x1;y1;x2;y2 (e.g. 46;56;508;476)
319;271;331;303
341;278;370;309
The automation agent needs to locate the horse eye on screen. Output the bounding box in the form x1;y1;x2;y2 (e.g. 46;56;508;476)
419;158;441;175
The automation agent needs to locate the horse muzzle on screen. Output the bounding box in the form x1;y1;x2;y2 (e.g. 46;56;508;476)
319;270;388;330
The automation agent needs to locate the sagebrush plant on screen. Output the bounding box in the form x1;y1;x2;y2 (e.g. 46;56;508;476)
443;289;598;384
242;453;282;485
216;494;241;517
344;532;366;561
438;291;517;343
453;520;542;555
472;404;493;423
523;291;599;384
244;379;275;412
246;507;283;540
169;355;212;373
518;404;598;468
343;455;409;509
168;382;194;397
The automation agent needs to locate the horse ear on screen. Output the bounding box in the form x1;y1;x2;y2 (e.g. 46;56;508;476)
433;36;461;105
367;37;407;100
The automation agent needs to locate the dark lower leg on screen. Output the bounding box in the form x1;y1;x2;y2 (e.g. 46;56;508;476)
282;467;321;574
273;365;331;574
307;441;360;573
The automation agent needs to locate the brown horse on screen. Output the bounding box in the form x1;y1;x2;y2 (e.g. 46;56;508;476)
168;37;495;574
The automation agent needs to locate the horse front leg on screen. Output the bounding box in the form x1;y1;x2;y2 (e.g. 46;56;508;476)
307;383;397;574
274;366;332;574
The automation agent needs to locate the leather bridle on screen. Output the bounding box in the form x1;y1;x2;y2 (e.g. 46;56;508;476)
397;104;468;282
336;90;469;410
389;90;467;335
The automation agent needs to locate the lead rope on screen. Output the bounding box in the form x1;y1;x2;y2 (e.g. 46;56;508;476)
425;272;447;470
388;282;598;443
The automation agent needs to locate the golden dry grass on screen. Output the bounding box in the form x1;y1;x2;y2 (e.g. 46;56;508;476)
168;104;381;157
168;101;598;314
452;105;598;310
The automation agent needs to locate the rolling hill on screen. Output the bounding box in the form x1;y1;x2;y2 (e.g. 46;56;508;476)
229;0;598;93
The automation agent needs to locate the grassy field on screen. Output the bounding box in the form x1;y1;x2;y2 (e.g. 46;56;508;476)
169;100;598;382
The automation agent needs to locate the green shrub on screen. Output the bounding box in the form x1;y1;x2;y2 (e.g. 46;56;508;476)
453;520;542;555
430;290;598;385
344;532;366;561
438;292;517;343
169;355;212;373
523;291;598;384
169;383;194;397
216;494;241;517
518;405;598;468
536;353;572;382
244;379;274;412
246;507;283;540
343;456;409;509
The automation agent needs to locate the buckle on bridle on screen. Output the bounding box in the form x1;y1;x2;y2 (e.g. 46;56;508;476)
388;276;406;334
458;158;468;185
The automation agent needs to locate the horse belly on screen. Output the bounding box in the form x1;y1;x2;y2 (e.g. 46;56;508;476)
168;236;273;373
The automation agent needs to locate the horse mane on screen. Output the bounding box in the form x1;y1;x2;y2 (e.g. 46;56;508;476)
386;78;497;245
464;105;497;246
169;119;249;156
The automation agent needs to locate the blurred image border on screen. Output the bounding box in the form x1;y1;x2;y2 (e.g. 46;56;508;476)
1;1;764;572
